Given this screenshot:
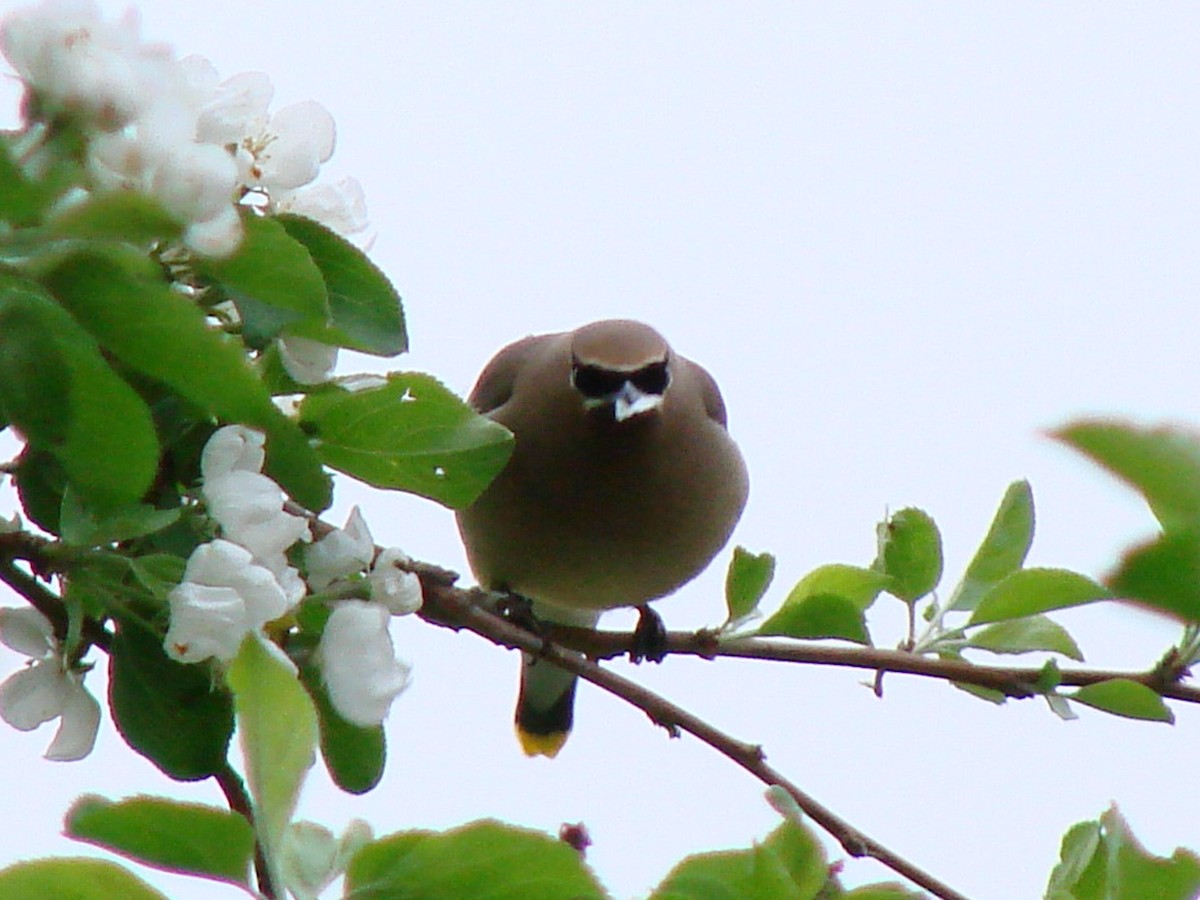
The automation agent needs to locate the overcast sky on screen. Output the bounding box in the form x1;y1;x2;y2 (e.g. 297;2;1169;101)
1;3;1199;899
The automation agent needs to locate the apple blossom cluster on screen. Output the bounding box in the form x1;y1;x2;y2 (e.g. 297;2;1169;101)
164;426;422;729
0;426;422;759
0;0;369;384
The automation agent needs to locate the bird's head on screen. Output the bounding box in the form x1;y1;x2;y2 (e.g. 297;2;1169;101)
568;320;672;423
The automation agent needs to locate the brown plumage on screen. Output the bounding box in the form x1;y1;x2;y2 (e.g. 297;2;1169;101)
456;319;748;755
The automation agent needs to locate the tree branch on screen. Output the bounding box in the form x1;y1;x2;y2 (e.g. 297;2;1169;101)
412;571;969;900
4;515;1191;897
0;533;111;651
539;626;1200;704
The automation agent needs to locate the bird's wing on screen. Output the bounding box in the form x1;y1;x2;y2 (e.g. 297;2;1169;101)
684;358;730;428
467;334;553;415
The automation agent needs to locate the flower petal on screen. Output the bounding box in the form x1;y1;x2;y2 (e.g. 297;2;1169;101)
164;581;248;663
368;550;423;616
196;69;273;145
318;601;410;727
45;679;101;761
305;506;374;592
274;176;368;237
0;607;55;658
204;470;309;559
278;336;338;386
200;425;266;480
184;205;245;259
0;661;70;730
256;100;335;190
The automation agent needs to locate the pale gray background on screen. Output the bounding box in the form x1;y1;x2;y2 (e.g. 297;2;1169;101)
1;3;1197;898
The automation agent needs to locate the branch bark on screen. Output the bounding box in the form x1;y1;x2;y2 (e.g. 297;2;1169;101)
411;566;970;900
214;763;276;899
3;524;1192;898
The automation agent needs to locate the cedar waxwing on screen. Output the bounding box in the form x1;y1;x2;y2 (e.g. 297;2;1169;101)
456;319;748;757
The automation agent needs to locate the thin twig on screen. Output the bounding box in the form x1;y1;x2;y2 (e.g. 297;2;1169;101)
416;578;970;900
539;625;1200;704
4;514;1191;896
0;538;112;651
214;763;276;900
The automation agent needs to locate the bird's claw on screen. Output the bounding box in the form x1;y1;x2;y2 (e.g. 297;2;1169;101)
631;604;668;663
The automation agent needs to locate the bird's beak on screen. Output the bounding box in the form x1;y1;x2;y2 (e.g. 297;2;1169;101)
613;382;662;422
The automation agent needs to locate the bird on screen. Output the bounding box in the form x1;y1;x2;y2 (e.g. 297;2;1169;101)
455;319;748;757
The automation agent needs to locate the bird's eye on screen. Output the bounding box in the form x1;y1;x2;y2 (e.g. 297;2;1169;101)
572;364;626;399
631;361;670;395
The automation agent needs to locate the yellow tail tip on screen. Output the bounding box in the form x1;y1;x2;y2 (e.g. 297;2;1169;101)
517;727;569;758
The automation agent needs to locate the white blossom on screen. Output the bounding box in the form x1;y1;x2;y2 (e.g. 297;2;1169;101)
317;601;410;727
164;539;291;663
305;506;374;592
200;423;265;479
204;468;308;559
1;1;247;257
199;426;309;596
2;2;363;261
194;69;334;195
279;335;339;386
274;175;368;237
0;0;177;126
368;548;423;615
0;607;100;761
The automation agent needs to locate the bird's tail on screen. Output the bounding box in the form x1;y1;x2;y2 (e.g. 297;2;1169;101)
515;653;577;757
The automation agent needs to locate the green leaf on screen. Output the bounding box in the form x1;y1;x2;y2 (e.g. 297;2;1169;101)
49;192;182;246
195;214;329;345
0;137;49;225
299;373;514;509
1068;679;1174;723
65;795;254;886
277;214;407;355
724;547;776;625
1037;658;1064;692
758;593;870;644
754;564;883;643
947;480;1035;611
788;564;892;611
842;887;927;899
968;568;1110;626
299;661;386;795
1047;821;1102;895
226;634;318;878
1109;529;1200;622
0;272;159;514
59;491;181;548
345;819;607;900
1046;807;1200;900
651;822;827;900
758;821;827;898
965;615;1084;661
873;507;943;602
43;248;330;510
14;444;67;534
108;623;234;781
0;858;169;900
951;681;1008;705
1053;420;1200;532
127;554;188;600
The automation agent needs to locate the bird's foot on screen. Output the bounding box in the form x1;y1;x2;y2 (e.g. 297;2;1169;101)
496;592;543;638
631;604;668;663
